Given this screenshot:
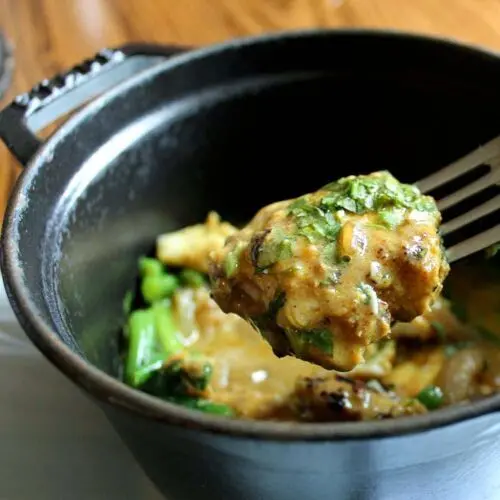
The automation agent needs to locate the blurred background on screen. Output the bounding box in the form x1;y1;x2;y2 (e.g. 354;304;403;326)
1;1;500;498
2;0;500;220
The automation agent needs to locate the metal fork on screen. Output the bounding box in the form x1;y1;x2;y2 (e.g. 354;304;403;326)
415;136;500;263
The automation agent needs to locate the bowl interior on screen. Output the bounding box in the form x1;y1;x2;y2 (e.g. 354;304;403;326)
8;31;500;386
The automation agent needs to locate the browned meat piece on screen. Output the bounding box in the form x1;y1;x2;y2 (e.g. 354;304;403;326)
209;171;449;371
292;374;427;422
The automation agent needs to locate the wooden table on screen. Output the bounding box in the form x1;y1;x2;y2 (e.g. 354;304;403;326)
2;0;500;218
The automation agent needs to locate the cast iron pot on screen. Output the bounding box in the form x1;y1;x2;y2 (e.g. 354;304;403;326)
1;29;500;500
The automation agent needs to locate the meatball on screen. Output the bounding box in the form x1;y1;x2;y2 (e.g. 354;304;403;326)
209;171;449;371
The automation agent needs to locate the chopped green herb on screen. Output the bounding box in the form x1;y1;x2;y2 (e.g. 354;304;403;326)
378;208;405;230
288;197;341;244
256;228;294;270
286;172;435;266
289;197;325;220
321;171;437;215
287;327;334;356
321;242;338;265
417;385;444;410
336;197;357;212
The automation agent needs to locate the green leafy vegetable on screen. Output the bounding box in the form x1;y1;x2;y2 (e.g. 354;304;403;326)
124;260;236;418
141;274;179;304
138;352;224;406
125;308;164;387
139;256;164;277
161;355;214;394
152;302;184;355
417;385;444;410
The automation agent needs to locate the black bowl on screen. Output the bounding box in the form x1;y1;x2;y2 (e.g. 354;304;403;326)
1;29;500;500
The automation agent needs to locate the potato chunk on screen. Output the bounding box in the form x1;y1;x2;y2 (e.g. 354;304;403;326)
157;211;237;273
209;171;449;371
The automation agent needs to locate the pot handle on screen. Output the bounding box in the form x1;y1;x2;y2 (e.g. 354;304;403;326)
0;43;187;166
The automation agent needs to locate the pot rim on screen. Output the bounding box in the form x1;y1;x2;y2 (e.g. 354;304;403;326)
3;27;500;442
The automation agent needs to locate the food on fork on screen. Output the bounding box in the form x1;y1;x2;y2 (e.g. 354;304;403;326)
209;171;449;371
120;171;500;422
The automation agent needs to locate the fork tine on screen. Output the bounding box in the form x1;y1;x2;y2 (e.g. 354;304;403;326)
446;225;500;263
440;195;500;235
436;168;500;211
416;134;500;194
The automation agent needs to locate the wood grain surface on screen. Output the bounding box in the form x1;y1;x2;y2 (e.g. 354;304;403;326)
2;0;500;218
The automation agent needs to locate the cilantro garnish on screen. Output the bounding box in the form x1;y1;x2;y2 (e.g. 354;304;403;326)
321;171;437;215
286;327;334;356
252;228;294;272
